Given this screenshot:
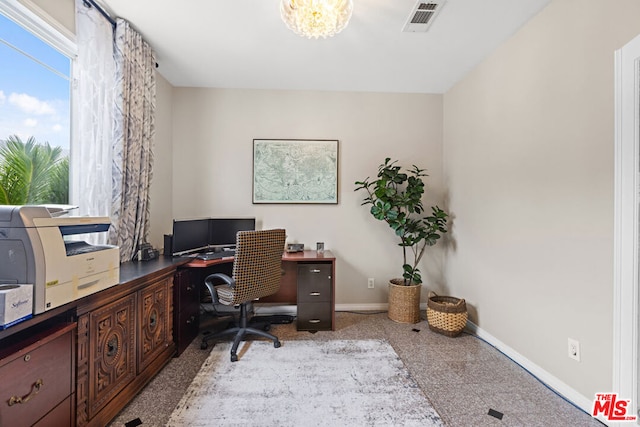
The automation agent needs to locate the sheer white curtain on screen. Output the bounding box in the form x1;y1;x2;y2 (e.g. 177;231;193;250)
71;0;115;244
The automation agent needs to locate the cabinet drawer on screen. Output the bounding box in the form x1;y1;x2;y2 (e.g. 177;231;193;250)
297;264;332;303
33;394;73;427
174;270;199;356
0;327;73;427
297;302;332;331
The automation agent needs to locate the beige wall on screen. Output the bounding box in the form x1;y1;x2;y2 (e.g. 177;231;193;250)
443;0;640;400
19;0;75;36
169;88;445;305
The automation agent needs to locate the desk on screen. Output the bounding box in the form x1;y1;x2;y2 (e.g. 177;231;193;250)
174;250;335;353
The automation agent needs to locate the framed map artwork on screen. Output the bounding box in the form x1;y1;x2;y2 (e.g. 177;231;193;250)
253;139;339;204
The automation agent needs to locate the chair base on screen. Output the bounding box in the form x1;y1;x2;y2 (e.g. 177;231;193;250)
201;303;281;362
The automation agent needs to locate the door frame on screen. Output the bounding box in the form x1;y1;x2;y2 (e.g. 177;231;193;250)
613;33;640;425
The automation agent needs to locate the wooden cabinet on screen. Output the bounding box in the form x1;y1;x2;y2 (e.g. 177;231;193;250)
172;269;199;356
296;263;333;331
0;258;185;427
0;323;76;427
76;266;176;427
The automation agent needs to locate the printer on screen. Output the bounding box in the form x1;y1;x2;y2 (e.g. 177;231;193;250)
0;205;120;314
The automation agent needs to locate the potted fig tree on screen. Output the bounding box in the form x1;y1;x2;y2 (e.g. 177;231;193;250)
355;158;448;323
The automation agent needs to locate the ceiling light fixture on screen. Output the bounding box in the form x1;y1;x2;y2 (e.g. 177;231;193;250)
280;0;353;39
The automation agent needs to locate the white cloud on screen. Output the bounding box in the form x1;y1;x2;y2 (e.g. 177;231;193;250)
9;93;56;115
23;118;37;127
0;93;70;149
0;91;5;104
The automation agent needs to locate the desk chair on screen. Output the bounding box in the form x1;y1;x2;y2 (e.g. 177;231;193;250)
200;228;286;362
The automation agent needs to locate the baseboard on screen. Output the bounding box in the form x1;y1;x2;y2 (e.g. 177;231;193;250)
335;303;431;311
336;303;388;311
257;303;431;313
255;303;394;314
466;320;595;417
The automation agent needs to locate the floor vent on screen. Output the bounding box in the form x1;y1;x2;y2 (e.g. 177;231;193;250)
402;0;446;32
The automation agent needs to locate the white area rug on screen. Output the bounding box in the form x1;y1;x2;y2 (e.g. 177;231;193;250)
167;339;443;426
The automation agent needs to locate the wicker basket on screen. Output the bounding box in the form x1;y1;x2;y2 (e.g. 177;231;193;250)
426;293;468;337
388;280;421;324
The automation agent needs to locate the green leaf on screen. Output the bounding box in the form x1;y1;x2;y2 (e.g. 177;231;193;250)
0;135;67;205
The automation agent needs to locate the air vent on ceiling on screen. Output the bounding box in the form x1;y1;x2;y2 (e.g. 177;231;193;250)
402;0;446;33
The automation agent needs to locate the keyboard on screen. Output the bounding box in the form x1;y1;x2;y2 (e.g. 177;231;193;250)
195;250;235;261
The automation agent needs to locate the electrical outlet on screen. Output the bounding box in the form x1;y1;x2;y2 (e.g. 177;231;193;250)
568;338;580;362
367;278;375;289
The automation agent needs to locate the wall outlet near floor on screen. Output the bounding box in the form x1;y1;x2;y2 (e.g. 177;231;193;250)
568;338;580;362
367;278;375;289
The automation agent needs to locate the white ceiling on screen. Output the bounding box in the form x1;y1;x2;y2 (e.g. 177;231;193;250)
100;0;550;94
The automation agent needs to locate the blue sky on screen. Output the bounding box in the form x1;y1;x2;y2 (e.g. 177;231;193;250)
0;13;71;149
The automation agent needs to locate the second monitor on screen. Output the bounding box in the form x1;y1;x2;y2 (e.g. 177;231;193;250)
209;218;256;249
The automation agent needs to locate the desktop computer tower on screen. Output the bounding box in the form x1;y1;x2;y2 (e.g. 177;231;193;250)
163;234;173;257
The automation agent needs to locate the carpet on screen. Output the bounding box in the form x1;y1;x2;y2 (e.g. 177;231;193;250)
167;339;444;426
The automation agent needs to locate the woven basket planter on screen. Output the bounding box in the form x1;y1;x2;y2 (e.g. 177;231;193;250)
387;280;421;324
426;293;468;337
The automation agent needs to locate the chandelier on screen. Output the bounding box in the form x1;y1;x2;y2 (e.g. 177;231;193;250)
280;0;354;39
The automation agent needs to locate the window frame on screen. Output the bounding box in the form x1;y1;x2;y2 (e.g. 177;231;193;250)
0;0;77;205
0;0;76;59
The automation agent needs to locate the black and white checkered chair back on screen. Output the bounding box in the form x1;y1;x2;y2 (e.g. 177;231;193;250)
228;229;286;306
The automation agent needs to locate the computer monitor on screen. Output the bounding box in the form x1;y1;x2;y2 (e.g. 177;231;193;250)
209;218;256;248
171;218;210;255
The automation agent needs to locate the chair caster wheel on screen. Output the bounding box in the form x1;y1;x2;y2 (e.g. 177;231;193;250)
274;340;281;348
231;353;238;362
201;341;208;350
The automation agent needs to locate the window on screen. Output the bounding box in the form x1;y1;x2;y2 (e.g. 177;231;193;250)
0;1;75;204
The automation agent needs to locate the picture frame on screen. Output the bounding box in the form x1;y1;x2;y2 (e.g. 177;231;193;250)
253;139;339;204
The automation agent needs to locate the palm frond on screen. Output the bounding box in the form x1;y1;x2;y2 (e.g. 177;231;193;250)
0;135;68;205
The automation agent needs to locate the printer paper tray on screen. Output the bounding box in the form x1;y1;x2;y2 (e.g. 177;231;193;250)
42;269;119;312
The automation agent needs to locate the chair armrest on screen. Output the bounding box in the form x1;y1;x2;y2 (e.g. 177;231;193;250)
204;273;236;305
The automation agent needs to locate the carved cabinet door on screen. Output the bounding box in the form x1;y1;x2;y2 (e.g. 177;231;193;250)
79;294;136;421
137;277;172;373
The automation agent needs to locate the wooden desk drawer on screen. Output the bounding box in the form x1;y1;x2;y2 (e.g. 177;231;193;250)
0;326;74;427
297;302;332;331
174;269;199;356
297;264;332;303
33;394;73;427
